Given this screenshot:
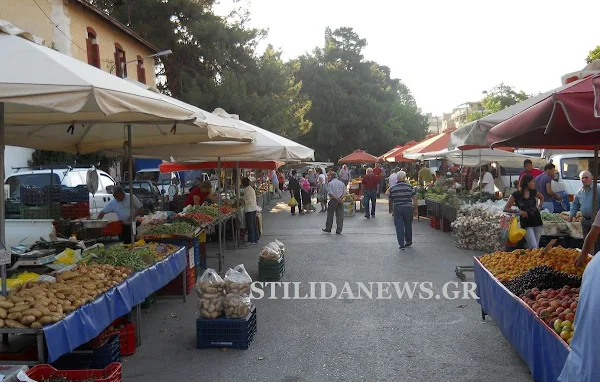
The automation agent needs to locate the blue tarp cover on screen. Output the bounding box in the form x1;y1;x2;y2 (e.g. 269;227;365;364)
43;246;187;362
474;257;570;382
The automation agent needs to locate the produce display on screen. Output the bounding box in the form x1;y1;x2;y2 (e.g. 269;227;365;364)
185;205;219;217
520;286;579;345
452;202;508;252
173;212;214;226
141;222;197;237
541;211;565;222
0;264;131;329
503;266;581;296
196;269;225;319
559;211;583;223
479;247;589;282
88;242;179;272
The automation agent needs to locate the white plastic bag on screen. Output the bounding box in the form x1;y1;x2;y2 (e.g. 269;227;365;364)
266;242;282;255
223;294;252;318
274;239;285;253
196;268;225;319
224;264;252;295
260;246;281;261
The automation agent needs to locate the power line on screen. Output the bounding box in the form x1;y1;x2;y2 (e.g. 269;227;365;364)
31;0;87;54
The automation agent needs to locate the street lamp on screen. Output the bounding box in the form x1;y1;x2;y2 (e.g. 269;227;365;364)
120;50;172;78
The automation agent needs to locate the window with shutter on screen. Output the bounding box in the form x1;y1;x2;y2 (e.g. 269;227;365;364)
85;28;100;69
136;56;146;84
114;43;127;77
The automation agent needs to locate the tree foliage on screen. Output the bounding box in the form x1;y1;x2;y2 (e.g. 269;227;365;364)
480;83;529;114
297;27;427;161
586;46;600;64
28;151;120;172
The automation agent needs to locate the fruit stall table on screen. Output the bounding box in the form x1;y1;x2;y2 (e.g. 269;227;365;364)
474;257;570;382
0;246;187;366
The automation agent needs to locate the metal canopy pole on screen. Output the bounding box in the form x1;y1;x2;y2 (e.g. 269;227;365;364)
127;124;135;246
217;157;222;271
0;102;6;297
594;146;598;217
236;161;240;248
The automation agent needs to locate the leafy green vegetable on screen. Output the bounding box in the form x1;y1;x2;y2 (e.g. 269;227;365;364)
144;222;197;236
91;246;150;272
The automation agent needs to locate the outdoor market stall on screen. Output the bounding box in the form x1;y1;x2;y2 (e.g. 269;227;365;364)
0;22;257;368
338;150;378;213
456;66;600;381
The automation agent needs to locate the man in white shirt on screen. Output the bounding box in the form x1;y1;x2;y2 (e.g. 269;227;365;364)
478;166;496;194
388;167;399;214
322;172;346;234
242;177;259;245
98;185;144;244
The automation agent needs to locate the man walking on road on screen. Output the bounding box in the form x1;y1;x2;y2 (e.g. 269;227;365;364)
389;171;418;250
362;167;379;219
323;172;346;234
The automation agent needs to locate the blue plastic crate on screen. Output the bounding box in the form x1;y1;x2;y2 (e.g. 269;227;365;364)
51;334;121;370
196;305;257;350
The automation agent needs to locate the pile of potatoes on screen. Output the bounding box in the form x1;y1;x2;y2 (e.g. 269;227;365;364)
196;280;225;319
0;264;131;329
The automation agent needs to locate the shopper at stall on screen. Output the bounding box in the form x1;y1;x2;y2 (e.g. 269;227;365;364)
418;163;433;186
316;168;328;213
559;210;600;381
388;167;399;214
434;171;446;187
373;163;384;198
535;163;562;212
98;185;144;245
503;173;544;249
389;171;418;250
518;159;543;183
270;170;281;198
184;178;215;207
339;165;350;186
568;171;600;254
361;167;379;219
277;170;285;192
241;177;259;245
322;172;346;234
300;172;312;212
288;170;302;216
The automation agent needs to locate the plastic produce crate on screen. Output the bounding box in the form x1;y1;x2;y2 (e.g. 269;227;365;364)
27;362;122;382
429;216;441;230
51;334;120;370
0;343;38;361
441;218;452;233
44;184;62;202
102;221;123;237
196;304;257;349
81;318;136;356
21;204;60;220
258;255;285;281
20;186;45;205
156;265;195;296
60;201;90;219
5;199;20;214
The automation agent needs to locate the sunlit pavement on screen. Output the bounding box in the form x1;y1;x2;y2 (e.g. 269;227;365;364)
124;194;531;382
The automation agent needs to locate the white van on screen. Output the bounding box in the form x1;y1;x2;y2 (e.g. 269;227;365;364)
5;167;116;218
549;152;596;198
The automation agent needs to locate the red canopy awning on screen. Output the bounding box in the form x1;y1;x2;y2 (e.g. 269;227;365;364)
159;161;283;173
378;145;403;162
486;75;600;148
403;131;454;157
338;150;378;164
387;141;419;162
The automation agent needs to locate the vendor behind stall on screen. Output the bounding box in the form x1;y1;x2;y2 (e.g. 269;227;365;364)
98;185;144;244
185;178;215;206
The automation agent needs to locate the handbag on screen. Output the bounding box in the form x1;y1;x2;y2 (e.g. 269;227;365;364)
288;197;298;207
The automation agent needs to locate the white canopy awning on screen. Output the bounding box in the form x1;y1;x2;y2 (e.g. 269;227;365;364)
412;148;546;168
0;21;254;153
109;108;315;162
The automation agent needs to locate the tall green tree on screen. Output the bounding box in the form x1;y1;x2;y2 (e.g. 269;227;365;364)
481;83;529;114
586;46;600;64
297;27;427;161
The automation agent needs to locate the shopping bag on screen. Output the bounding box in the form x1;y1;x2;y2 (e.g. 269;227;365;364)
288;197;298;207
269;184;274;192
508;216;526;244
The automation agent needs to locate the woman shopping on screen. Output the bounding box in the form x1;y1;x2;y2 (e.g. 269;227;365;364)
300;172;313;212
503;173;544;249
242;177;259;245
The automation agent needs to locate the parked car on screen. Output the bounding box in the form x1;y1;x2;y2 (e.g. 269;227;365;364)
5;167;116;218
119;180;164;214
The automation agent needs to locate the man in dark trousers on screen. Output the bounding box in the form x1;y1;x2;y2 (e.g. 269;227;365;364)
322;172;346;234
288;169;302;215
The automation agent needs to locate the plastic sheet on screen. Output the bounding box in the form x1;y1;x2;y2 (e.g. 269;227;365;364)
474;257;570;382
42;246;187;363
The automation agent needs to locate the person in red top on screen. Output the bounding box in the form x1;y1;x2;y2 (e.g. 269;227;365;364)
185;179;215;207
373;163;383;196
362;167;379;219
518;159;544;184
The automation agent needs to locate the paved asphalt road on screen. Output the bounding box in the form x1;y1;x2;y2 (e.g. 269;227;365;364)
124;196;532;382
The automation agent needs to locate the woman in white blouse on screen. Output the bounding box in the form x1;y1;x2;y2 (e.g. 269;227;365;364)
242;177;259;245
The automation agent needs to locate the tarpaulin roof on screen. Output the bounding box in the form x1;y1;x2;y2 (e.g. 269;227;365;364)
385;141;419;163
486;75;600;149
404;132;454;158
338;149;378;164
160;161;284;172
